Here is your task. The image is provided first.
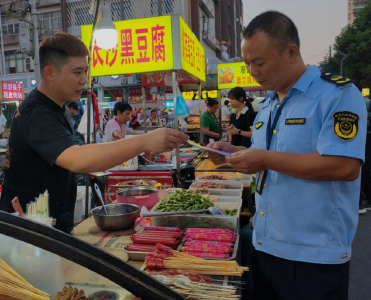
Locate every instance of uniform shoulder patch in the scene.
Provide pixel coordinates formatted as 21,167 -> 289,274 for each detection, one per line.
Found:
333,111 -> 359,141
321,73 -> 355,86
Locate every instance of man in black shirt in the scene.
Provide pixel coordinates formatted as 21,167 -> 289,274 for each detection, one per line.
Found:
0,32 -> 188,233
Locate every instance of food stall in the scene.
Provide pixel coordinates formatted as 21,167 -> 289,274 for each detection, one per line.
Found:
81,15 -> 208,208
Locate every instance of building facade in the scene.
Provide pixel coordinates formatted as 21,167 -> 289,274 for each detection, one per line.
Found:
0,0 -> 243,104
348,0 -> 371,24
0,0 -> 62,97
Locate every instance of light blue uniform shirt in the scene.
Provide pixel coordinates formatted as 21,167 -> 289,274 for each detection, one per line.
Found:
251,65 -> 367,264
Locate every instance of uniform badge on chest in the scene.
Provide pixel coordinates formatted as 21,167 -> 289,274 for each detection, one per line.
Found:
255,122 -> 263,129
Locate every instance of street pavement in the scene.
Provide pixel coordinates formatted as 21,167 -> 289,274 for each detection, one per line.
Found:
349,211 -> 371,300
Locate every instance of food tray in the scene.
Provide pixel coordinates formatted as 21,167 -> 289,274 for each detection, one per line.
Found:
123,237 -> 186,261
190,181 -> 243,190
166,190 -> 242,204
189,181 -> 243,198
150,202 -> 241,232
196,174 -> 253,188
178,234 -> 240,261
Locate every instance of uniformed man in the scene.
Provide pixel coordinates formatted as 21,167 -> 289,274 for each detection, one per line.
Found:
208,11 -> 366,300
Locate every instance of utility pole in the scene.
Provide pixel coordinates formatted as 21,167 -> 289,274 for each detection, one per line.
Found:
30,0 -> 41,85
329,45 -> 332,58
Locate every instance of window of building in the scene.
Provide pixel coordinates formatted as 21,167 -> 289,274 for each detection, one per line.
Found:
112,1 -> 132,20
151,0 -> 173,15
38,11 -> 62,30
4,50 -> 27,74
1,17 -> 20,35
75,7 -> 91,26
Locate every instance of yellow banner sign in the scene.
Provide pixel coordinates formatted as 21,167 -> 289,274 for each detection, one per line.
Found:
217,62 -> 260,89
81,16 -> 174,76
179,16 -> 206,83
183,90 -> 217,100
362,88 -> 370,97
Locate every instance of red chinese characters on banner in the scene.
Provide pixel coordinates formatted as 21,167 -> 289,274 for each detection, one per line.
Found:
121,29 -> 134,64
2,82 -> 23,100
136,28 -> 150,63
152,24 -> 165,62
181,28 -> 204,77
92,24 -> 167,69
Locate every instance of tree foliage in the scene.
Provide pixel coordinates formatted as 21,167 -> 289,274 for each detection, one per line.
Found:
318,2 -> 371,87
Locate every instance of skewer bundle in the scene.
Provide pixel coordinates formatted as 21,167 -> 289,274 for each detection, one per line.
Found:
146,244 -> 249,276
0,258 -> 50,300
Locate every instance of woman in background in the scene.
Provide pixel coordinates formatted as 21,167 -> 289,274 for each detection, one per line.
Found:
227,87 -> 256,148
202,98 -> 220,145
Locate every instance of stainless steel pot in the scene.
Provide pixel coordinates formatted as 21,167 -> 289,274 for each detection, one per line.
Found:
116,187 -> 159,210
91,203 -> 141,231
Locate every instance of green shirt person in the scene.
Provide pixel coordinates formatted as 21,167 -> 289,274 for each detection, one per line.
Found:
201,98 -> 220,145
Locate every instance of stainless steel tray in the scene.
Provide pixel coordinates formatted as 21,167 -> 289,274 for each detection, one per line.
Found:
177,234 -> 240,261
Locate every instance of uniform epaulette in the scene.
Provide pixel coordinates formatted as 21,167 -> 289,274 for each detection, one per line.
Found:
320,72 -> 355,86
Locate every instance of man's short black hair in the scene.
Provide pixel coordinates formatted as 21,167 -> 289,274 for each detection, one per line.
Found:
67,102 -> 79,111
114,101 -> 132,116
243,11 -> 300,53
224,100 -> 230,106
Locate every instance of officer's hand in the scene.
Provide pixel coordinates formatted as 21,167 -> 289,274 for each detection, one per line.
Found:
145,128 -> 189,153
226,148 -> 267,174
206,142 -> 240,165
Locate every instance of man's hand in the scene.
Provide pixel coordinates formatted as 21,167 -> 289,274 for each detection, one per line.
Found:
225,148 -> 268,174
145,128 -> 189,153
206,142 -> 240,165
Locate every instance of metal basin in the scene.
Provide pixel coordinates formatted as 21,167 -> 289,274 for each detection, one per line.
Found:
91,203 -> 141,231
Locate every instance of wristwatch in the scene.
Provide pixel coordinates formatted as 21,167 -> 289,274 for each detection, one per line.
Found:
238,129 -> 242,135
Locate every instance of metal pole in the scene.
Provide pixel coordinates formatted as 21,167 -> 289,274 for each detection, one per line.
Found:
30,0 -> 41,85
198,83 -> 203,145
218,90 -> 222,135
340,57 -> 346,76
142,87 -> 147,133
334,48 -> 347,76
0,10 -> 7,80
172,71 -> 180,174
158,0 -> 163,16
84,0 -> 101,219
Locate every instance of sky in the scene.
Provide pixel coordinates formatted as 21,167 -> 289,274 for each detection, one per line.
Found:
242,0 -> 348,65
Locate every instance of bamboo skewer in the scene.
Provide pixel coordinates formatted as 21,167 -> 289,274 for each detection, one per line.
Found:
0,258 -> 50,300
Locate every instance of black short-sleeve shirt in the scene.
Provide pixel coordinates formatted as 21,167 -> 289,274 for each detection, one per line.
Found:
229,107 -> 256,148
0,89 -> 78,233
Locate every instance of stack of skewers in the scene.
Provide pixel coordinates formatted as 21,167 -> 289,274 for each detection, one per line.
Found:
0,258 -> 50,300
145,243 -> 248,276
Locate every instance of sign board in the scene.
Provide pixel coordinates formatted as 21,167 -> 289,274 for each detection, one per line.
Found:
217,62 -> 260,90
183,90 -> 217,100
81,16 -> 206,83
141,72 -> 197,87
81,16 -> 174,77
362,88 -> 370,97
1,81 -> 23,100
165,101 -> 174,108
179,16 -> 206,83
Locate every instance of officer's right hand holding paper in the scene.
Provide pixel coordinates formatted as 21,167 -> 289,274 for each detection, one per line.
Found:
206,142 -> 240,165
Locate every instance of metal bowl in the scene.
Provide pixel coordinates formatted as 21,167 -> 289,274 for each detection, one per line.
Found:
91,203 -> 141,231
